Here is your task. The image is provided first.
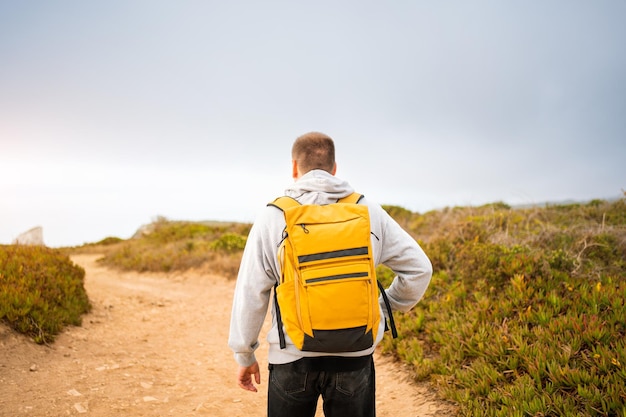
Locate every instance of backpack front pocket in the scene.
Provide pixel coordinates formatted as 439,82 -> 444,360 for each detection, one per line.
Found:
301,260 -> 373,331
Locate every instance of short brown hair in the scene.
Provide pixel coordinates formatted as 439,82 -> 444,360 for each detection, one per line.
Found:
292,132 -> 336,174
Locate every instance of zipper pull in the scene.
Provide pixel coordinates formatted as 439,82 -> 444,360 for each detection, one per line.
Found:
300,224 -> 309,234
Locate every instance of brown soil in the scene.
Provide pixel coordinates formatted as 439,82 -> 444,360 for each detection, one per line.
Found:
0,254 -> 456,416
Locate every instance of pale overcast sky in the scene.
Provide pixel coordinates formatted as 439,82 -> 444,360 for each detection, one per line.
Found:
1,1 -> 625,247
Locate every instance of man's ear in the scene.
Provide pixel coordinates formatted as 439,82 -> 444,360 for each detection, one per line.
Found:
292,160 -> 299,179
331,162 -> 337,176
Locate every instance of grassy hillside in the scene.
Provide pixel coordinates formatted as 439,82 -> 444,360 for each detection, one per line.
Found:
3,196 -> 624,415
92,217 -> 250,279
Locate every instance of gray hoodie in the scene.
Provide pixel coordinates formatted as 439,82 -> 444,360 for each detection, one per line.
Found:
228,170 -> 432,366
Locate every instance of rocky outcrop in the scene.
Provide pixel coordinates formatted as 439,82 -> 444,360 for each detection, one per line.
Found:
13,226 -> 45,246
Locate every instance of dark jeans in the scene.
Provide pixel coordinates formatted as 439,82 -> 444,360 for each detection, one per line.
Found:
267,356 -> 375,417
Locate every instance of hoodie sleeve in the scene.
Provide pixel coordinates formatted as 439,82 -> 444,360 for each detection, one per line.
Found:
372,204 -> 433,313
227,208 -> 281,367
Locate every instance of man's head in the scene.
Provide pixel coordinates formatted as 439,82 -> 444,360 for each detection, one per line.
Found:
291,132 -> 337,179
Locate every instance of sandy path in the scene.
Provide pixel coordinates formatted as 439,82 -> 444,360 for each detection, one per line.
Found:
0,254 -> 455,416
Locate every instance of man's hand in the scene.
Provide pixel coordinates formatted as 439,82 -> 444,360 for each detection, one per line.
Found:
237,362 -> 261,392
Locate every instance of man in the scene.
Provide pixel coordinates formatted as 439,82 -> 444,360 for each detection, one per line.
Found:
228,132 -> 432,417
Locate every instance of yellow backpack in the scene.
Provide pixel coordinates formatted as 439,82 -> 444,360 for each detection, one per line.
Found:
269,193 -> 397,353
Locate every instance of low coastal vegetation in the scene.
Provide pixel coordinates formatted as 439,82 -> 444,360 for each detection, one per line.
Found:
94,216 -> 250,279
2,196 -> 624,415
0,245 -> 90,343
379,196 -> 626,416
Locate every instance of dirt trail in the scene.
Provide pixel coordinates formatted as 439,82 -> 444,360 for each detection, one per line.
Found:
0,254 -> 455,416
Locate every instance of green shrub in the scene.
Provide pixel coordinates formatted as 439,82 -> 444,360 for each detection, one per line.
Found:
0,245 -> 91,344
95,236 -> 124,245
209,233 -> 247,252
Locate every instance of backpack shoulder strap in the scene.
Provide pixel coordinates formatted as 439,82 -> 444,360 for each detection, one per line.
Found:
268,195 -> 300,350
337,192 -> 364,204
268,196 -> 301,212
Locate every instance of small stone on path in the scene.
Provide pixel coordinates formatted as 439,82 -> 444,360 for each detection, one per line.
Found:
67,388 -> 82,396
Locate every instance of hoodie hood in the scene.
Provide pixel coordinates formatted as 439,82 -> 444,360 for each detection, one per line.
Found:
284,169 -> 354,205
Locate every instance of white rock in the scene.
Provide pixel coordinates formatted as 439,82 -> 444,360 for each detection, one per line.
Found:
13,226 -> 45,246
